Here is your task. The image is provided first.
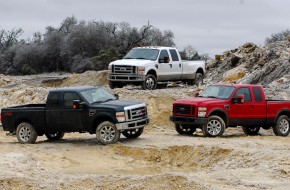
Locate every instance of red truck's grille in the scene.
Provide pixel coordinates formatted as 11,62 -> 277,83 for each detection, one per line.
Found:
174,104 -> 195,116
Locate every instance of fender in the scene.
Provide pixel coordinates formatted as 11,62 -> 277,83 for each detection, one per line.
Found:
89,112 -> 118,131
144,67 -> 158,76
207,108 -> 229,126
274,108 -> 290,123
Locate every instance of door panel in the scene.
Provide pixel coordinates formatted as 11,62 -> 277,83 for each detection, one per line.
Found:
228,87 -> 266,126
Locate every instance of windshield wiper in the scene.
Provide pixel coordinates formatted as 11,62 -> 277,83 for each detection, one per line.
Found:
92,98 -> 115,104
135,57 -> 147,59
103,98 -> 116,102
206,96 -> 218,99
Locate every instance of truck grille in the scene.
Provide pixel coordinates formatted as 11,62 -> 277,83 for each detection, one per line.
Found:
174,104 -> 195,116
125,105 -> 147,121
112,65 -> 136,74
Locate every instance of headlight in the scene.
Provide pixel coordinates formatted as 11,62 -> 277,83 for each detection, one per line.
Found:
108,65 -> 112,72
198,107 -> 207,117
116,112 -> 125,122
137,66 -> 145,74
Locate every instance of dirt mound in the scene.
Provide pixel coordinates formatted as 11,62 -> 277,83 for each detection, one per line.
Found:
42,70 -> 108,87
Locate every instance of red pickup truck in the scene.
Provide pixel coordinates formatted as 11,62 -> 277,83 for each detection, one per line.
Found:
170,84 -> 290,137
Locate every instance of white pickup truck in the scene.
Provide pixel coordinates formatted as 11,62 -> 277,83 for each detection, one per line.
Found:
107,46 -> 206,90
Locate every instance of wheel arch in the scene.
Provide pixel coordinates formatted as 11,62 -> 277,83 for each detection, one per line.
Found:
275,109 -> 290,122
196,67 -> 204,75
146,69 -> 157,78
91,113 -> 117,133
208,109 -> 228,126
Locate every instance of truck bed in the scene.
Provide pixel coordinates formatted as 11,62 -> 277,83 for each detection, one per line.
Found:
1,104 -> 46,133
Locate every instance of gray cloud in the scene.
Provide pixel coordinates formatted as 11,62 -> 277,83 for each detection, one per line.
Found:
0,0 -> 289,57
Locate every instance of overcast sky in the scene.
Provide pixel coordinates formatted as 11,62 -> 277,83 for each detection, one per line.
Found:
1,0 -> 290,57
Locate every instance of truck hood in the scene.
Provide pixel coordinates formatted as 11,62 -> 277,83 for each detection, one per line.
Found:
174,97 -> 225,106
91,100 -> 144,112
110,59 -> 152,66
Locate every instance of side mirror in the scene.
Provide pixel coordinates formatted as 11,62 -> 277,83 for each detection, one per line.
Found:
195,92 -> 199,97
232,94 -> 244,104
114,94 -> 119,100
158,57 -> 170,63
73,100 -> 86,109
164,57 -> 170,63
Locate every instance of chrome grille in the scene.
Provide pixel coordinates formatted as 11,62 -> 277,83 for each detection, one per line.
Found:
125,105 -> 147,121
113,65 -> 136,74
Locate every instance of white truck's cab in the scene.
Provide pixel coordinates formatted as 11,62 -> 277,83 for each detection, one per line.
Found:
108,46 -> 205,90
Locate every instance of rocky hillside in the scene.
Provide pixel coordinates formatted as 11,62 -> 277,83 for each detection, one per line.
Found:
206,36 -> 290,99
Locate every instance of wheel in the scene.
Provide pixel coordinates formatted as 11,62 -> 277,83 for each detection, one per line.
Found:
273,115 -> 290,136
96,121 -> 120,144
194,73 -> 203,86
122,128 -> 144,138
156,83 -> 167,89
242,126 -> 260,136
202,115 -> 225,137
141,74 -> 157,90
109,81 -> 117,89
45,132 -> 65,140
175,124 -> 196,135
16,122 -> 38,144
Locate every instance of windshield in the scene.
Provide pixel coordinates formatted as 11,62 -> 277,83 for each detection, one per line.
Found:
198,85 -> 236,100
80,88 -> 116,104
123,49 -> 159,60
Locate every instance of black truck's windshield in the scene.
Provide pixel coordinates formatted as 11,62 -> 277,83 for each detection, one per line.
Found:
123,49 -> 159,60
80,88 -> 117,104
198,85 -> 236,100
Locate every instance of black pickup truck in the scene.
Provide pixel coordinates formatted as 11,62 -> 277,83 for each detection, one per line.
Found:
1,86 -> 149,144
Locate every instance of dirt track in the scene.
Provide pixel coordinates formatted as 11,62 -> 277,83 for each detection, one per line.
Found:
1,71 -> 290,189
1,128 -> 290,190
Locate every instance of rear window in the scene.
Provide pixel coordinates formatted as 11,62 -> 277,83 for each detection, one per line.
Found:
253,87 -> 262,102
47,92 -> 60,109
169,49 -> 179,61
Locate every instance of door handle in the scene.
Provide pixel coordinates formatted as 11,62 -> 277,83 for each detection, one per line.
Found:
169,64 -> 172,68
179,63 -> 181,67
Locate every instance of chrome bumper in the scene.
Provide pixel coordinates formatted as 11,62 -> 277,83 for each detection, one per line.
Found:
108,74 -> 146,81
116,118 -> 149,130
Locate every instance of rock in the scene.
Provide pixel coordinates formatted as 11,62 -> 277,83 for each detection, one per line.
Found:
223,66 -> 246,82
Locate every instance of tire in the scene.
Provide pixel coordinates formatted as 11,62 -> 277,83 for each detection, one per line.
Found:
194,73 -> 203,86
273,115 -> 290,136
96,121 -> 120,144
202,115 -> 225,137
142,74 -> 157,90
109,81 -> 117,89
156,83 -> 167,89
16,122 -> 38,144
175,124 -> 196,135
122,127 -> 144,138
242,126 -> 260,136
45,132 -> 65,140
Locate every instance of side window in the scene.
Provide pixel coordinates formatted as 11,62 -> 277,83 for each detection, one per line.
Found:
159,50 -> 170,63
47,92 -> 60,109
234,88 -> 252,102
253,87 -> 262,102
63,92 -> 81,108
169,49 -> 179,61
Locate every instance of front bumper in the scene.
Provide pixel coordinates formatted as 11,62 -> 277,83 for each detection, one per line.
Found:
116,118 -> 149,130
108,74 -> 146,81
170,116 -> 208,126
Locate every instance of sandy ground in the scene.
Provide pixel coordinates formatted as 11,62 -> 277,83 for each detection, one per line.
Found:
1,71 -> 290,189
1,128 -> 290,190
